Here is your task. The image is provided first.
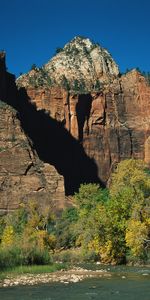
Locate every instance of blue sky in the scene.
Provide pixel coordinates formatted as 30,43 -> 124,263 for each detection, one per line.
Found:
0,0 -> 150,77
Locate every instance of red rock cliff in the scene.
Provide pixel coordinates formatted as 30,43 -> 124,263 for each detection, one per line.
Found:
1,36 -> 150,210
0,54 -> 65,214
20,70 -> 150,186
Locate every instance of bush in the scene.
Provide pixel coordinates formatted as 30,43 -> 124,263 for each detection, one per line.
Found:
0,246 -> 52,270
0,100 -> 8,109
0,247 -> 23,269
81,249 -> 99,262
52,248 -> 99,263
53,249 -> 82,263
55,207 -> 78,249
22,247 -> 52,265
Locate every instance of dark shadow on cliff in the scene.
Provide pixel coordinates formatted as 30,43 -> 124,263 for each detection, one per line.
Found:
0,72 -> 104,195
0,70 -> 18,106
76,94 -> 92,142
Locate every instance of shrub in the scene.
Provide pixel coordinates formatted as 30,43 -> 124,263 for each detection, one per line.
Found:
0,247 -> 23,269
52,248 -> 82,263
0,246 -> 52,269
22,247 -> 52,265
0,100 -> 8,108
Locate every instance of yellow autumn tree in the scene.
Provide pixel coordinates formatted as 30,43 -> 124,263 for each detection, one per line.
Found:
20,199 -> 56,253
1,225 -> 14,248
110,159 -> 150,197
125,220 -> 148,257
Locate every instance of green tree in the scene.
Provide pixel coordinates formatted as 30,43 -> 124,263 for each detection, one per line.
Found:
107,159 -> 150,263
61,75 -> 70,90
75,183 -> 108,211
73,184 -> 109,260
73,79 -> 80,92
55,207 -> 78,249
126,219 -> 148,258
110,159 -> 150,198
94,80 -> 101,91
30,64 -> 37,70
56,47 -> 63,54
105,187 -> 136,263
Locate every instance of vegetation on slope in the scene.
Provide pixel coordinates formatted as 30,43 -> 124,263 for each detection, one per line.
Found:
0,159 -> 150,270
17,36 -> 119,93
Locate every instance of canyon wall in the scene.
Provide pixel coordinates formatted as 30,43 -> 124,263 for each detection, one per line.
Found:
23,71 -> 150,184
0,36 -> 150,212
0,54 -> 65,214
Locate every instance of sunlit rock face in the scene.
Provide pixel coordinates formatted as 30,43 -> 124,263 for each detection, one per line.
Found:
17,38 -> 150,186
0,36 -> 150,212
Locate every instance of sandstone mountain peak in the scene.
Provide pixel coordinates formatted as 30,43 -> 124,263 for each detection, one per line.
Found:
1,45 -> 150,212
45,36 -> 119,89
17,36 -> 119,92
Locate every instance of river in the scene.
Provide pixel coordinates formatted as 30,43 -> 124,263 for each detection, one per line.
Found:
0,265 -> 150,300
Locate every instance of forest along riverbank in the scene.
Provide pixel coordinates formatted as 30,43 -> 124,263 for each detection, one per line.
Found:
0,267 -> 110,287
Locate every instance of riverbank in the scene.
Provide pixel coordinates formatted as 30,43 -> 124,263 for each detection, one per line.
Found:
0,267 -> 110,288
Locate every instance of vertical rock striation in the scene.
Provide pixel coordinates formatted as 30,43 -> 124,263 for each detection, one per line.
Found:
0,36 -> 150,211
18,71 -> 150,185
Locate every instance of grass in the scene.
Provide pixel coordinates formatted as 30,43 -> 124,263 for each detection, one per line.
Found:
0,263 -> 67,280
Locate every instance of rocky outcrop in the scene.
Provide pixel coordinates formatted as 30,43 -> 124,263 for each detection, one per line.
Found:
0,103 -> 65,213
0,54 -> 65,213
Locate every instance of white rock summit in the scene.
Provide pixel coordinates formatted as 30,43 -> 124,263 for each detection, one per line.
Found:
17,36 -> 119,92
45,36 -> 119,90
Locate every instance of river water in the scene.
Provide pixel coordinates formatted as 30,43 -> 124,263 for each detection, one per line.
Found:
0,265 -> 150,300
